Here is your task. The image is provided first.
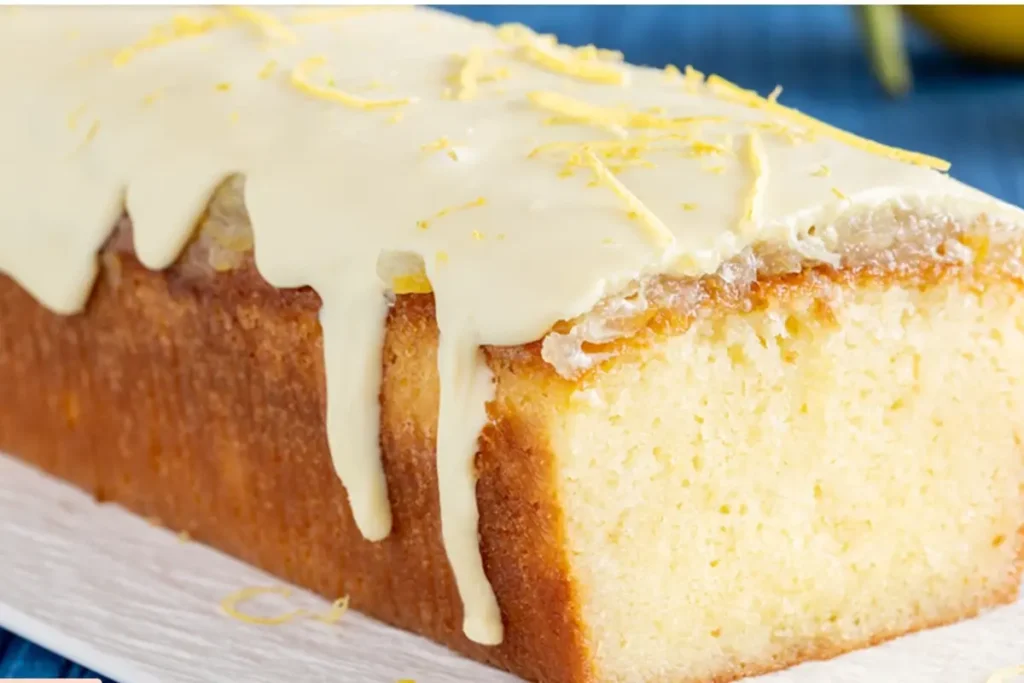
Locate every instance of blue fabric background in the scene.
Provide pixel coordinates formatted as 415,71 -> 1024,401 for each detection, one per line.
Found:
3,5 -> 1023,680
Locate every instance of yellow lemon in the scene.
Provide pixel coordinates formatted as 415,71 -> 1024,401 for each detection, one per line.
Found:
858,6 -> 1024,97
904,6 -> 1024,63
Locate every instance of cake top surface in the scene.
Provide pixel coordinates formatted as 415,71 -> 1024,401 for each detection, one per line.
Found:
2,5 -> 1019,331
2,5 -> 1022,648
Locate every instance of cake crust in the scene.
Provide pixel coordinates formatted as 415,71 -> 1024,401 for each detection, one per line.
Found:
0,246 -> 592,682
1,222 -> 1021,683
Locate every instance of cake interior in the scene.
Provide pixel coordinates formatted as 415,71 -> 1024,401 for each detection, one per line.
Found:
548,273 -> 1024,682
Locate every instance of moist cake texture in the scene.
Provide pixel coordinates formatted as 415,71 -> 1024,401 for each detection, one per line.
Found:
0,6 -> 1023,683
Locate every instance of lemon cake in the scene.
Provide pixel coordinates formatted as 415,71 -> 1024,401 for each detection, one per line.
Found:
0,6 -> 1022,683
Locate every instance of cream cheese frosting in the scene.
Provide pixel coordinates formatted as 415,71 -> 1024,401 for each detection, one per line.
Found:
1,5 -> 1023,646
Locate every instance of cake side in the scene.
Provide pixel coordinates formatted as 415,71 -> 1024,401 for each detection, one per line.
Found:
0,245 -> 592,683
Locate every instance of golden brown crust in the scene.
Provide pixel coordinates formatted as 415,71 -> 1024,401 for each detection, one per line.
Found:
0,247 -> 591,683
1,221 -> 1022,683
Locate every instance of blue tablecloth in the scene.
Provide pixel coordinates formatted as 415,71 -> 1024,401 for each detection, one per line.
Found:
3,5 -> 1024,681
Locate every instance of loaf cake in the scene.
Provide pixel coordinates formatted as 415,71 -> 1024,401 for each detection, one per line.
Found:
1,6 -> 1022,683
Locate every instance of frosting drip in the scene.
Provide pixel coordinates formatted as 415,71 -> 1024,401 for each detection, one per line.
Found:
1,6 -> 1022,644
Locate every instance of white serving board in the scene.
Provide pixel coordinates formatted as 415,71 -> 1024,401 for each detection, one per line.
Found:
0,453 -> 1022,683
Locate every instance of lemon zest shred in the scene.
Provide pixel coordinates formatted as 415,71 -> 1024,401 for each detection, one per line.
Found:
519,42 -> 625,85
831,187 -> 847,200
82,120 -> 101,146
529,140 -> 605,159
417,197 -> 487,230
738,132 -> 768,236
705,165 -> 726,175
388,111 -> 404,124
681,202 -> 698,211
706,74 -> 950,171
225,6 -> 297,44
421,136 -> 452,153
435,250 -> 449,264
220,586 -> 307,626
531,136 -> 685,178
812,164 -> 831,177
528,90 -> 723,131
572,45 -> 596,59
114,7 -> 298,65
420,138 -> 461,161
580,147 -> 674,249
685,140 -> 729,157
312,596 -> 351,624
291,56 -> 413,110
495,22 -> 546,46
67,104 -> 87,131
496,22 -> 625,85
683,65 -> 705,92
215,82 -> 231,92
113,12 -> 232,67
573,44 -> 623,62
258,59 -> 278,80
456,48 -> 486,101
